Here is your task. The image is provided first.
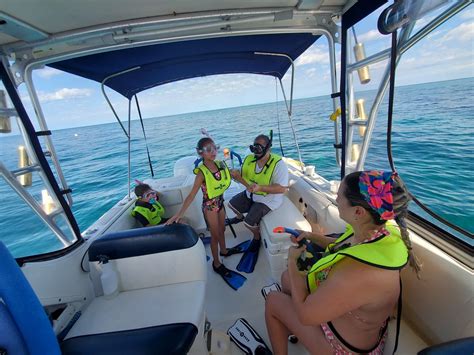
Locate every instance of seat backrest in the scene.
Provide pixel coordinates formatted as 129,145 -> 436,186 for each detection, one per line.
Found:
0,242 -> 61,355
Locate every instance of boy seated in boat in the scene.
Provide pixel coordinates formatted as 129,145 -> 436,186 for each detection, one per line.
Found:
131,182 -> 167,227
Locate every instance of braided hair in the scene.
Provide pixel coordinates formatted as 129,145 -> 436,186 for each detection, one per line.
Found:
344,171 -> 421,276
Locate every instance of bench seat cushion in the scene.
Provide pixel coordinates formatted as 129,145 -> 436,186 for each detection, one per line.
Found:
88,224 -> 198,262
64,281 -> 205,338
62,281 -> 205,354
61,322 -> 197,355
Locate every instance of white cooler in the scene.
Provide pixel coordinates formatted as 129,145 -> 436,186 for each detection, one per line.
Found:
261,196 -> 312,282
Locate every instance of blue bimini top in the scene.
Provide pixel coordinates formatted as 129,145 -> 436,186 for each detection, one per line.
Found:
49,33 -> 319,98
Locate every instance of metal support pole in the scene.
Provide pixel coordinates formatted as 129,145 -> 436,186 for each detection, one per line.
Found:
0,162 -> 70,247
347,0 -> 470,73
356,23 -> 415,171
101,66 -> 141,139
345,33 -> 356,169
24,69 -> 73,206
127,99 -> 132,201
278,78 -> 304,171
323,32 -> 341,166
254,51 -> 304,170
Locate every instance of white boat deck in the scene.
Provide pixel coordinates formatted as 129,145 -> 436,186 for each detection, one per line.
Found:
203,222 -> 309,354
202,222 -> 429,355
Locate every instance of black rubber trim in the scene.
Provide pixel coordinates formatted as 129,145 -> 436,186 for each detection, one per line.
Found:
61,323 -> 198,355
35,130 -> 52,136
407,212 -> 473,256
16,240 -> 85,266
88,224 -> 199,261
330,92 -> 340,98
61,188 -> 72,194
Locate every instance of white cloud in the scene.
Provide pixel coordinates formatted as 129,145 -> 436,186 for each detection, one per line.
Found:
35,67 -> 63,79
441,22 -> 474,43
460,8 -> 473,20
296,47 -> 328,66
357,29 -> 381,43
38,88 -> 94,102
305,68 -> 317,78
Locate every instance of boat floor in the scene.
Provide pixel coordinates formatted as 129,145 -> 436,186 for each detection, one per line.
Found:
203,222 -> 309,355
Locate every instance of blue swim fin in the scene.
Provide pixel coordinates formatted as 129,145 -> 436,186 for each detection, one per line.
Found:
221,239 -> 251,257
213,263 -> 247,291
236,238 -> 261,273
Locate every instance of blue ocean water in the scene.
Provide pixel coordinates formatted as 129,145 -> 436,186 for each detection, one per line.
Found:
1,77 -> 473,257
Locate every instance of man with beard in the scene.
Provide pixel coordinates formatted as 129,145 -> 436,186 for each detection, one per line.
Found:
228,133 -> 288,273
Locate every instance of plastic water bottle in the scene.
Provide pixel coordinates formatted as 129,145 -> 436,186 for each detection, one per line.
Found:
100,256 -> 119,299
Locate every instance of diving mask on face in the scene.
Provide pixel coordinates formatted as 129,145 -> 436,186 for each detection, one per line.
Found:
198,144 -> 220,154
249,143 -> 266,155
143,190 -> 158,204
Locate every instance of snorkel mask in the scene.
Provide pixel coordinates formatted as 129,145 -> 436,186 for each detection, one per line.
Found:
143,190 -> 158,204
249,130 -> 273,161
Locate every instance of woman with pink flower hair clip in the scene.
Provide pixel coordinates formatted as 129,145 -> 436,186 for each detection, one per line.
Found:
265,170 -> 421,355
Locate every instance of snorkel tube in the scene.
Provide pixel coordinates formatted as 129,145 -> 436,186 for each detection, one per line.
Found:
273,226 -> 322,272
273,226 -> 306,247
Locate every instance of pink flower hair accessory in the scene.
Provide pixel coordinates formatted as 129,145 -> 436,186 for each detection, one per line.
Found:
359,170 -> 396,220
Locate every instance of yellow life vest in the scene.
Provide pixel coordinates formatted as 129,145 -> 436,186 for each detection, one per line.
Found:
241,153 -> 282,196
193,160 -> 231,199
307,222 -> 408,293
131,200 -> 165,226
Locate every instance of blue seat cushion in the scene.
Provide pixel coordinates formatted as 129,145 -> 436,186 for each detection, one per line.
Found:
0,242 -> 61,355
61,323 -> 198,355
88,223 -> 198,261
0,302 -> 29,354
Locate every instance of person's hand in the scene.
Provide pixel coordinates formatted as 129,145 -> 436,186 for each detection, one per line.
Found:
165,214 -> 181,225
288,244 -> 306,261
230,169 -> 241,180
290,230 -> 308,245
311,223 -> 325,237
247,183 -> 261,193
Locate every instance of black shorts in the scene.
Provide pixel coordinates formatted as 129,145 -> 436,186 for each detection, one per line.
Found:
228,191 -> 271,227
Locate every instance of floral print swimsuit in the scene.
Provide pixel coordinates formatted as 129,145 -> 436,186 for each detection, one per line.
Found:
201,170 -> 224,212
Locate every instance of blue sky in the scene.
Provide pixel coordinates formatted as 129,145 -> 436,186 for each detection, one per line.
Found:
13,4 -> 474,130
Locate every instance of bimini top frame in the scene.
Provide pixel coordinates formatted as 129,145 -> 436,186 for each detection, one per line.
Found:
0,1 -> 386,252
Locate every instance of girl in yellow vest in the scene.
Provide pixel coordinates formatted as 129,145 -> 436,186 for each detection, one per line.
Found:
166,138 -> 248,290
131,183 -> 166,226
265,170 -> 421,354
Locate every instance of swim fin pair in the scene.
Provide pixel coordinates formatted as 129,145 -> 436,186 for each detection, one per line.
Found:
228,318 -> 272,355
213,263 -> 247,291
220,239 -> 251,257
237,238 -> 261,273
